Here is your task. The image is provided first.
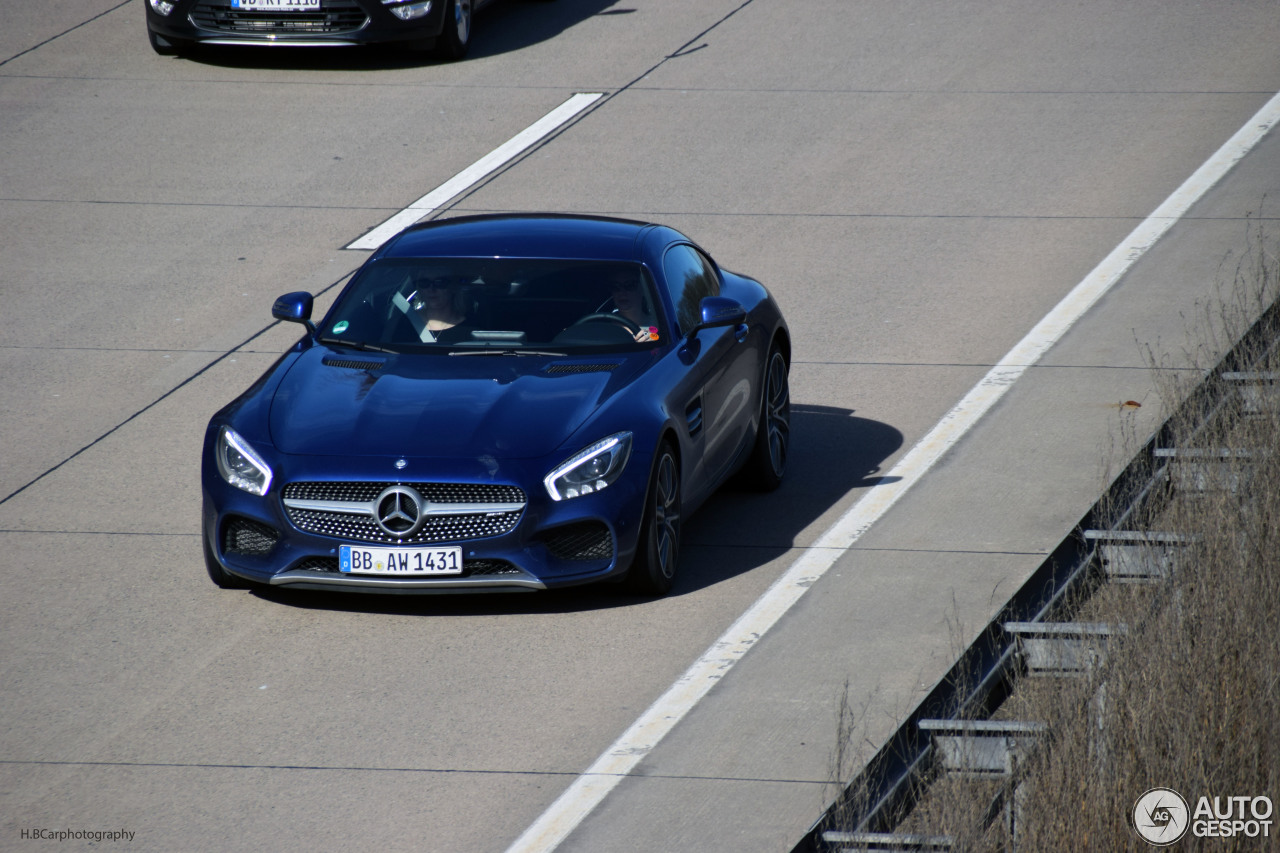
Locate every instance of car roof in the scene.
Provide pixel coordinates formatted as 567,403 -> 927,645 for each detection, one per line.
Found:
378,213 -> 676,262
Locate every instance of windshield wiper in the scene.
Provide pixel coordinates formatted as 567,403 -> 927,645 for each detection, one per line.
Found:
317,336 -> 398,354
449,349 -> 567,357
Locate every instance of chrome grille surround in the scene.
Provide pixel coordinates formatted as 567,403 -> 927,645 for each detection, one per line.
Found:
282,481 -> 526,545
286,482 -> 524,504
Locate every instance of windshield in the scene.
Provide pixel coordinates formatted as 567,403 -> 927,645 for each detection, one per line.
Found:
319,258 -> 664,353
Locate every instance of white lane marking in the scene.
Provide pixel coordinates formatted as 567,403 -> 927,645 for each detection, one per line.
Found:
345,93 -> 603,251
504,89 -> 1280,853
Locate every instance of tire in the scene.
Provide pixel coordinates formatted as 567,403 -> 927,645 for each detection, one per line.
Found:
433,0 -> 472,61
203,526 -> 246,589
626,442 -> 682,595
739,343 -> 790,491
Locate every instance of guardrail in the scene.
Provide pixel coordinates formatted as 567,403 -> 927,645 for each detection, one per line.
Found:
794,295 -> 1280,853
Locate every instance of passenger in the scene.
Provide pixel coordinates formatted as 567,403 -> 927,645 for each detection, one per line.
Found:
402,272 -> 473,343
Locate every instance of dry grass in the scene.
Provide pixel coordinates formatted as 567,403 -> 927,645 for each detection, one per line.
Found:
825,223 -> 1280,851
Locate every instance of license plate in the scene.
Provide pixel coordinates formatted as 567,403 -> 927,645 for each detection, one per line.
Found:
339,545 -> 463,576
231,0 -> 322,10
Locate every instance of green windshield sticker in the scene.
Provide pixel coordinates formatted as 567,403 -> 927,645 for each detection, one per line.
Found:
332,321 -> 349,334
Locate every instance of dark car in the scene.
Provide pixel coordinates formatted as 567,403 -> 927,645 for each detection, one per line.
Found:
145,0 -> 496,59
202,213 -> 791,595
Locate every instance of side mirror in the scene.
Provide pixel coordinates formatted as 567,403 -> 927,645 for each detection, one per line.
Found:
688,296 -> 746,337
272,291 -> 315,334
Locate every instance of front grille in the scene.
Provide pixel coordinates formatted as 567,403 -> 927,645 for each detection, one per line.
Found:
294,556 -> 340,573
287,508 -> 521,544
288,556 -> 522,576
189,0 -> 368,35
539,522 -> 613,561
282,481 -> 526,545
463,560 -> 523,576
223,517 -> 278,556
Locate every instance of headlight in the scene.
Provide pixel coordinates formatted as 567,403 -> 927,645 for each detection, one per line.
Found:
215,427 -> 273,496
544,432 -> 633,501
149,0 -> 175,14
383,0 -> 432,20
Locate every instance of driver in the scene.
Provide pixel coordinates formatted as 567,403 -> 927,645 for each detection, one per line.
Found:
607,268 -> 659,342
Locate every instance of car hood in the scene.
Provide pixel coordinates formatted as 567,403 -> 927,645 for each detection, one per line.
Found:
268,347 -> 638,459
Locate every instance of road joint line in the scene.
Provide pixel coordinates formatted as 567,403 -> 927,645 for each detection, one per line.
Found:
344,93 -> 603,251
501,88 -> 1280,853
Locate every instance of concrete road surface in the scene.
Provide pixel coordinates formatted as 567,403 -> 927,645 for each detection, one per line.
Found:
2,1 -> 1277,850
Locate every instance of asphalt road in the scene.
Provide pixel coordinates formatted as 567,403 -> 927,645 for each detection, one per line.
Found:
2,1 -> 1278,851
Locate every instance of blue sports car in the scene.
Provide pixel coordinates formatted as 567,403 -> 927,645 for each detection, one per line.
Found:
201,213 -> 790,595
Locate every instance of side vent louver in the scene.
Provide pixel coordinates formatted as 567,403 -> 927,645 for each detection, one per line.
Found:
686,399 -> 703,437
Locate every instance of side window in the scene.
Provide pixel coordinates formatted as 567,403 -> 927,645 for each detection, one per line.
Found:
662,245 -> 721,336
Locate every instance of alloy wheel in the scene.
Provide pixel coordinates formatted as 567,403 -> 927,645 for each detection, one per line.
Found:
651,450 -> 681,580
764,349 -> 790,478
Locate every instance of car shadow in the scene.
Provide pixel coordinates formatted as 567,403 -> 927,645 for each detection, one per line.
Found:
175,0 -> 629,70
676,404 -> 904,593
252,402 -> 904,615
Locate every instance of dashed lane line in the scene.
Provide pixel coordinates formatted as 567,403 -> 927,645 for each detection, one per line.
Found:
502,89 -> 1280,853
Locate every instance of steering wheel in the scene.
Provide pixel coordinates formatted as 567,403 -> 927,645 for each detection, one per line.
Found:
570,313 -> 642,335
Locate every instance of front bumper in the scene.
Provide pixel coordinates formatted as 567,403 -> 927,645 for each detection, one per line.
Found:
145,0 -> 448,47
201,447 -> 651,594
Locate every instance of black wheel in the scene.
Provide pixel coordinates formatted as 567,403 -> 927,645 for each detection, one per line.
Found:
626,442 -> 681,595
147,28 -> 187,56
203,526 -> 246,589
433,0 -> 472,61
739,343 -> 790,491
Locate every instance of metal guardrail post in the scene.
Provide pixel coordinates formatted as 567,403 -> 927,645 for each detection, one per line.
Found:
1002,621 -> 1127,677
819,831 -> 954,852
1083,529 -> 1190,583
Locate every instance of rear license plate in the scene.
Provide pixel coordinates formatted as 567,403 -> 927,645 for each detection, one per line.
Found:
339,545 -> 463,576
231,0 -> 322,10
